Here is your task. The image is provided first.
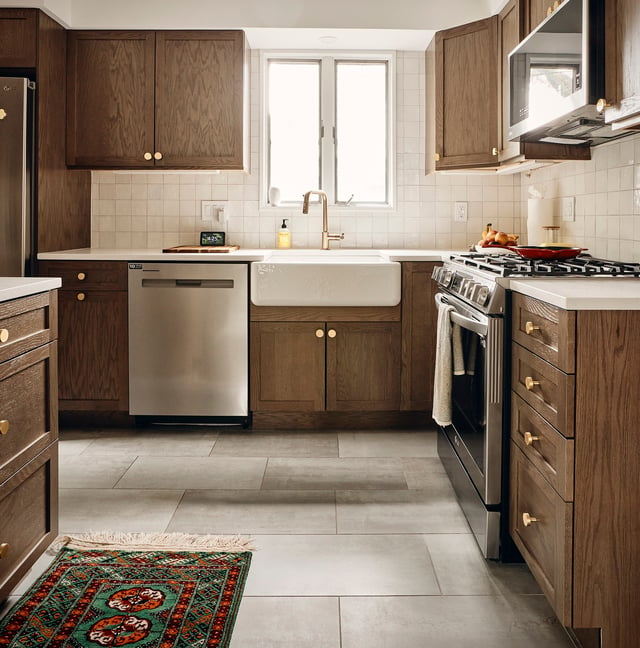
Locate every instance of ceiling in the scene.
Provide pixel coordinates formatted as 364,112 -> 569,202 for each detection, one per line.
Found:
0,0 -> 505,49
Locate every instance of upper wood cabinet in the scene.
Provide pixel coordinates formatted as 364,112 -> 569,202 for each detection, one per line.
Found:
522,0 -> 551,35
66,30 -> 248,170
0,9 -> 37,67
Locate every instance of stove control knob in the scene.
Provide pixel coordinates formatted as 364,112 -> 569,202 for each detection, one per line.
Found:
476,286 -> 490,305
465,280 -> 477,298
442,270 -> 453,286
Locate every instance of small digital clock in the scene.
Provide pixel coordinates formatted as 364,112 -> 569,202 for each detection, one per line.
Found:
200,231 -> 226,246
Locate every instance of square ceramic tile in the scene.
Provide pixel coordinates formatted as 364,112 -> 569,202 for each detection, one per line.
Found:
243,534 -> 439,596
167,490 -> 337,535
212,430 -> 338,458
262,458 -> 407,490
229,597 -> 340,648
338,430 -> 437,458
59,455 -> 136,488
114,457 -> 267,490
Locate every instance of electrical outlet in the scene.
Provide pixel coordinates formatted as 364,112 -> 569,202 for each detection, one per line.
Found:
562,196 -> 575,222
201,201 -> 226,223
454,201 -> 468,222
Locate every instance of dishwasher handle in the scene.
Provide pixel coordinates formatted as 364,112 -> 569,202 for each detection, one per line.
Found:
142,278 -> 234,288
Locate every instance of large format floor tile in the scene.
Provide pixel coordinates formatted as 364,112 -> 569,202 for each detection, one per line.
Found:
244,534 -> 440,596
340,595 -> 574,648
262,458 -> 407,490
229,597 -> 340,648
167,490 -> 337,535
336,489 -> 469,534
59,488 -> 184,534
338,429 -> 437,458
114,456 -> 267,490
212,430 -> 339,458
58,455 -> 136,489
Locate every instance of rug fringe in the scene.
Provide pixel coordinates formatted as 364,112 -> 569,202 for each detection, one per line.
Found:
50,532 -> 255,553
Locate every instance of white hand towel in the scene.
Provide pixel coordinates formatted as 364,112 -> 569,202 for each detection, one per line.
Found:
433,302 -> 454,426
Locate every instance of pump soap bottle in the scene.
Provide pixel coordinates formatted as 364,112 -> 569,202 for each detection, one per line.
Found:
277,219 -> 291,249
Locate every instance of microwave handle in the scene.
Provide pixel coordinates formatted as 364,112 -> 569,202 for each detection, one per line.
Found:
435,293 -> 488,338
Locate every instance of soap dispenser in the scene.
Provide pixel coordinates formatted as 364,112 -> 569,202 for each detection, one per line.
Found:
277,219 -> 291,249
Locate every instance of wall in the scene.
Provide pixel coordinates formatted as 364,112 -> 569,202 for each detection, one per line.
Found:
521,133 -> 640,262
91,50 -> 522,251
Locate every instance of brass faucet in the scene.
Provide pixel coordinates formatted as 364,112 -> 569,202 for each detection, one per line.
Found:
302,190 -> 345,250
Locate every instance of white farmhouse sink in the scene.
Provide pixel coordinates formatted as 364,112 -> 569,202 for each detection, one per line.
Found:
251,250 -> 401,306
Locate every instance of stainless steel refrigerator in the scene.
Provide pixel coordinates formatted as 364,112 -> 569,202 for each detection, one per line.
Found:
0,77 -> 34,277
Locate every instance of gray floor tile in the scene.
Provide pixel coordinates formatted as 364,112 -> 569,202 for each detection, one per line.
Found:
425,533 -> 500,595
244,534 -> 439,596
58,455 -> 136,488
229,597 -> 340,648
262,458 -> 407,490
337,489 -> 469,534
486,561 -> 544,596
212,430 -> 339,457
338,429 -> 437,458
167,490 -> 337,535
59,488 -> 184,534
340,595 -> 575,648
78,428 -> 219,457
58,431 -> 101,456
401,457 -> 449,489
114,456 -> 267,490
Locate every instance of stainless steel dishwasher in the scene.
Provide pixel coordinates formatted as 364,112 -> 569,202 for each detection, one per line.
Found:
128,262 -> 249,422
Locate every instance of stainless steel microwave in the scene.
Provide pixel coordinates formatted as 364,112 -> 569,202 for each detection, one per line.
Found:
507,0 -> 617,145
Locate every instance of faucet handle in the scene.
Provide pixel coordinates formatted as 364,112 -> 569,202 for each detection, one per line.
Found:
328,233 -> 345,241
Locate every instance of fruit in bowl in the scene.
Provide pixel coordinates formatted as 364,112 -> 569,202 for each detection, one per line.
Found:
477,231 -> 519,248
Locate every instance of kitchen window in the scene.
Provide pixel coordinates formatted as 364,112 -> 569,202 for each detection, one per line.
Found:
262,52 -> 395,208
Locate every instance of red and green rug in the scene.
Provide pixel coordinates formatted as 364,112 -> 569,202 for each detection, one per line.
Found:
0,534 -> 252,648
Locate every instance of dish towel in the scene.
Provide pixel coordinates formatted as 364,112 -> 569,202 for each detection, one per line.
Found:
433,302 -> 455,426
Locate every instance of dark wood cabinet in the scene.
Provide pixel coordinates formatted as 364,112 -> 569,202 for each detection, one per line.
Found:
66,30 -> 248,169
39,261 -> 129,412
0,290 -> 58,603
0,8 -> 37,67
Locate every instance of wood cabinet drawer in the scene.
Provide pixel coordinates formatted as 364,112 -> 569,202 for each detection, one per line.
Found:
512,342 -> 575,436
512,293 -> 575,373
0,292 -> 57,365
39,260 -> 128,291
0,443 -> 58,602
511,393 -> 574,501
510,443 -> 572,626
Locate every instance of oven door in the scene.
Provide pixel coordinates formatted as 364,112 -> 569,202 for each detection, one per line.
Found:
435,292 -> 503,506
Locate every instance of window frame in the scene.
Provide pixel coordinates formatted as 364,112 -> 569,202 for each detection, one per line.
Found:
260,50 -> 396,210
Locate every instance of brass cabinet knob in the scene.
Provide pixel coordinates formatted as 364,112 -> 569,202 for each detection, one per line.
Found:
77,272 -> 86,281
523,432 -> 539,446
144,152 -> 153,161
525,376 -> 540,391
154,152 -> 163,160
0,420 -> 9,435
522,512 -> 538,527
328,329 -> 337,339
0,328 -> 8,343
525,321 -> 540,335
434,153 -> 440,162
76,292 -> 86,301
492,147 -> 498,156
315,329 -> 325,338
0,543 -> 9,559
547,6 -> 553,15
596,98 -> 611,113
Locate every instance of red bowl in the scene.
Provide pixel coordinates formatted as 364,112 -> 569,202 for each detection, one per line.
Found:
507,246 -> 588,260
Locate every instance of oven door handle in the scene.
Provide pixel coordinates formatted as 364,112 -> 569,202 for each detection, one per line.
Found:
435,293 -> 488,338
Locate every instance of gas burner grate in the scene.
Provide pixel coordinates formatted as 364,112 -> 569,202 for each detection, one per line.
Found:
448,253 -> 640,277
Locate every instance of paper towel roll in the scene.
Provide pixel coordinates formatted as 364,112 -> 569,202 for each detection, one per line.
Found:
527,199 -> 554,246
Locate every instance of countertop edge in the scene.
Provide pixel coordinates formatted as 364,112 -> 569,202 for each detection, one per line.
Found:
0,278 -> 62,304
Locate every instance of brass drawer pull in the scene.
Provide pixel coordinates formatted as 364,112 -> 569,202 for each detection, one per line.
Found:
328,329 -> 337,339
0,543 -> 9,559
77,272 -> 86,281
522,512 -> 538,527
0,420 -> 9,435
523,432 -> 539,446
315,329 -> 324,338
525,321 -> 540,335
77,292 -> 86,301
525,376 -> 540,391
154,152 -> 163,160
0,328 -> 8,343
144,152 -> 153,161
492,147 -> 498,156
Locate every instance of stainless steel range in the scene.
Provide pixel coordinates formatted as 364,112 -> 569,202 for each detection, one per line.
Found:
432,252 -> 640,560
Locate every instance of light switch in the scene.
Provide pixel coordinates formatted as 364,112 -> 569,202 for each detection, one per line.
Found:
562,196 -> 575,222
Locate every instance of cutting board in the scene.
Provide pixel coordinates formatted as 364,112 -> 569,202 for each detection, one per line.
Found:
163,245 -> 240,253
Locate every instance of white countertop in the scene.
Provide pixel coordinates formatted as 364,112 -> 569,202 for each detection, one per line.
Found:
508,277 -> 640,310
37,248 -> 448,263
0,277 -> 62,304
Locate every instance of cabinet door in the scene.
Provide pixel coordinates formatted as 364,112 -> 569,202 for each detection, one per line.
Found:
155,31 -> 247,169
250,322 -> 325,412
66,31 -> 156,167
57,289 -> 128,410
326,322 -> 401,411
523,0 -> 551,35
435,16 -> 499,169
0,9 -> 37,67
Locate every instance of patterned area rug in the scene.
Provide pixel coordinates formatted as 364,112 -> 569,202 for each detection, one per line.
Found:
0,535 -> 252,647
